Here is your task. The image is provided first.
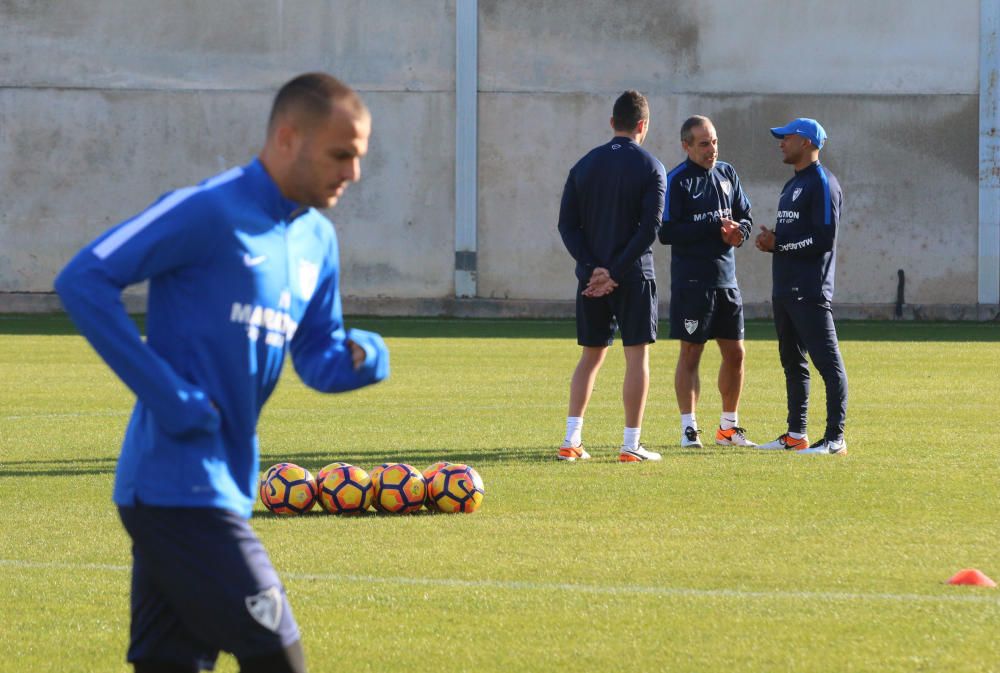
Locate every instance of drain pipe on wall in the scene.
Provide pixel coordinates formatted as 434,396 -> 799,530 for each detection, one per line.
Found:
455,0 -> 478,298
980,0 -> 1000,309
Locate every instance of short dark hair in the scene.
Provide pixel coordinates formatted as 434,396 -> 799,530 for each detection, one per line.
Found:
267,72 -> 368,133
612,90 -> 649,132
680,115 -> 712,144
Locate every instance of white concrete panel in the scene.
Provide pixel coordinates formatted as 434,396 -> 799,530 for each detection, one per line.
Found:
0,0 -> 456,91
0,88 -> 454,298
480,0 -> 978,95
333,91 -> 456,299
0,88 -> 270,294
478,92 -> 979,305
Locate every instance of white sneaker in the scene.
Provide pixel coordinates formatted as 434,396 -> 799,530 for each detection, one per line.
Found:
619,445 -> 662,462
796,438 -> 848,455
756,433 -> 810,451
681,426 -> 703,448
715,426 -> 757,447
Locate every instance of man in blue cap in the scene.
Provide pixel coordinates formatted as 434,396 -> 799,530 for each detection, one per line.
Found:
754,118 -> 848,455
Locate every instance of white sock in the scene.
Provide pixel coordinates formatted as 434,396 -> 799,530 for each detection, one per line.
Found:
789,431 -> 805,440
681,413 -> 697,434
623,427 -> 641,450
720,412 -> 737,430
564,416 -> 584,446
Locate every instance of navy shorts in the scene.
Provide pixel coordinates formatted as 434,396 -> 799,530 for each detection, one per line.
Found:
118,502 -> 300,670
576,277 -> 657,347
669,287 -> 745,343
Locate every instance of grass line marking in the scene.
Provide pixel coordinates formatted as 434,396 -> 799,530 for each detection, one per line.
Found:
3,558 -> 997,606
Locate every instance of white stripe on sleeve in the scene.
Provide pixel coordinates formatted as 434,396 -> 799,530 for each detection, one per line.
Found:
93,166 -> 243,260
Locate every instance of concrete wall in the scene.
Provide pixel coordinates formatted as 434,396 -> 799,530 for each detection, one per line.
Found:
0,0 -> 989,316
0,0 -> 457,307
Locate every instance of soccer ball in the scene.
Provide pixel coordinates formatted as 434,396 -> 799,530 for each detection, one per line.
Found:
421,461 -> 452,511
316,461 -> 351,486
260,463 -> 318,515
258,462 -> 287,504
368,462 -> 391,489
318,463 -> 373,515
372,463 -> 425,514
429,464 -> 485,514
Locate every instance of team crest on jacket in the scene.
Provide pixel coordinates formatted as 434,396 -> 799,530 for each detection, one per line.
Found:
719,179 -> 731,197
680,177 -> 708,199
792,187 -> 803,202
684,319 -> 699,335
297,259 -> 319,301
245,586 -> 282,632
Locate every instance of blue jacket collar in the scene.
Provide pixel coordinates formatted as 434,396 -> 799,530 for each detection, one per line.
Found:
795,160 -> 821,176
245,158 -> 304,221
684,158 -> 717,174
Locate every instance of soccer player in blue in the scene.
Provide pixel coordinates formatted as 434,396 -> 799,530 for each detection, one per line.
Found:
659,116 -> 757,449
755,118 -> 848,455
556,90 -> 666,462
54,73 -> 389,672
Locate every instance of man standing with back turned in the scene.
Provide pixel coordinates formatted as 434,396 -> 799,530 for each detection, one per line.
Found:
557,90 -> 666,463
659,115 -> 756,450
755,117 -> 848,455
55,73 -> 389,672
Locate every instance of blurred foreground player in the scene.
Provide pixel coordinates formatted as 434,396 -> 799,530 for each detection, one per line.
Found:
55,73 -> 389,672
755,117 -> 848,455
556,90 -> 666,462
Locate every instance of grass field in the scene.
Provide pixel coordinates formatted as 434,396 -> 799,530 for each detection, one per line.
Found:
1,315 -> 999,672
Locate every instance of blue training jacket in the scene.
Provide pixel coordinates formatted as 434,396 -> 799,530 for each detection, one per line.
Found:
54,159 -> 389,518
557,136 -> 666,284
659,159 -> 752,289
770,161 -> 843,301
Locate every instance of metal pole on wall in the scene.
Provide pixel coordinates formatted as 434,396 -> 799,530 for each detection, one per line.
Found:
455,0 -> 478,298
981,0 -> 1000,307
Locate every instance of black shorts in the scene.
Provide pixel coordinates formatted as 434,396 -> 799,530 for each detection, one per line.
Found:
119,502 -> 300,669
576,277 -> 657,347
669,287 -> 745,343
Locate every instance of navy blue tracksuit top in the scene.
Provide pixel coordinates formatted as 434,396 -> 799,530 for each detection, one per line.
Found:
659,159 -> 753,289
770,161 -> 843,301
557,137 -> 666,283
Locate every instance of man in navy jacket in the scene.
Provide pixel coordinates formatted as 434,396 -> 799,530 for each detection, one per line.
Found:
659,116 -> 757,450
556,90 -> 666,462
55,73 -> 389,672
755,117 -> 848,455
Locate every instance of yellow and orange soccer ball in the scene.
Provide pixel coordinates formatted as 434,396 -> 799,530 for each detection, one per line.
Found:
259,463 -> 318,515
421,461 -> 452,511
317,463 -> 373,515
427,463 -> 485,514
372,463 -> 426,514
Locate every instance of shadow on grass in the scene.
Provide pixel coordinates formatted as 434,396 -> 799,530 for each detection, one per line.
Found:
253,508 -> 441,520
0,456 -> 117,477
5,313 -> 998,341
0,445 -> 556,479
261,445 -> 556,470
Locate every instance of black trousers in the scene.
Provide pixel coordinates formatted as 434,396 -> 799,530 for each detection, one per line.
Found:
772,296 -> 848,441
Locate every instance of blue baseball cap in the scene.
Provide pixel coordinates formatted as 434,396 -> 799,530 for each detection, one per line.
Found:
769,118 -> 827,149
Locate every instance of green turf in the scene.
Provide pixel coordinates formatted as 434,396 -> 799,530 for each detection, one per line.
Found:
1,315 -> 999,672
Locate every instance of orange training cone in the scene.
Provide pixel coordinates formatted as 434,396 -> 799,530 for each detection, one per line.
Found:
947,569 -> 997,587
